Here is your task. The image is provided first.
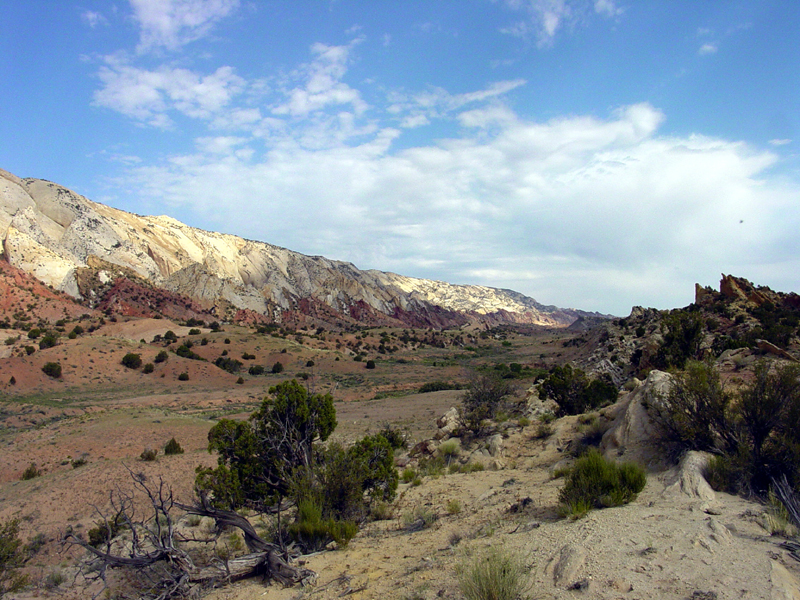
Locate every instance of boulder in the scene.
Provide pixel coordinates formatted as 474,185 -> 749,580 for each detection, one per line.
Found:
600,370 -> 674,467
434,407 -> 461,440
487,433 -> 503,457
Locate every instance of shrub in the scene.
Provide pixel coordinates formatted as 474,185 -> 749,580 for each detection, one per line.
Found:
306,360 -> 315,367
365,360 -> 376,369
178,372 -> 189,381
271,361 -> 284,374
42,362 -> 62,378
24,346 -> 35,355
188,328 -> 201,335
401,467 -> 417,483
121,353 -> 142,369
378,423 -> 408,449
39,334 -> 58,350
154,350 -> 169,363
87,516 -> 124,548
175,345 -> 202,360
651,360 -> 734,455
419,381 -> 462,393
248,365 -> 265,376
653,310 -> 705,370
236,377 -> 244,384
558,449 -> 645,518
446,499 -> 462,515
164,438 -> 184,455
21,463 -> 41,480
142,363 -> 154,374
457,547 -> 529,600
164,330 -> 178,342
462,371 -> 516,430
0,519 -> 28,593
241,352 -> 255,360
538,364 -> 617,416
402,506 -> 437,531
215,356 -> 243,374
71,456 -> 87,468
140,448 -> 158,461
288,500 -> 358,551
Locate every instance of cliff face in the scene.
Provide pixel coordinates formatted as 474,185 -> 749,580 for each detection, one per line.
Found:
0,168 -> 602,327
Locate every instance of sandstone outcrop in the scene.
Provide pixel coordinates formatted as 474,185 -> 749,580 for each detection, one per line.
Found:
0,169 -> 603,328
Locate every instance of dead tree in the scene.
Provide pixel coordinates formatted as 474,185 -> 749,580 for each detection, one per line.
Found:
62,471 -> 316,600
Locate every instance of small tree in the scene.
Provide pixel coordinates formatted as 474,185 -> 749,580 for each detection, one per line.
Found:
42,362 -> 62,378
164,437 -> 184,455
197,379 -> 336,512
121,353 -> 142,369
462,371 -> 515,430
0,519 -> 27,594
271,361 -> 284,374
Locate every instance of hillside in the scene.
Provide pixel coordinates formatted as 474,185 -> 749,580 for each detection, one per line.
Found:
0,168 -> 603,330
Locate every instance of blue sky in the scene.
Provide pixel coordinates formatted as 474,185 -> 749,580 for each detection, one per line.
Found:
1,0 -> 799,315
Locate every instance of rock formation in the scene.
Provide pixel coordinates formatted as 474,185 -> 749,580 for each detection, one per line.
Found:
0,168 -> 603,328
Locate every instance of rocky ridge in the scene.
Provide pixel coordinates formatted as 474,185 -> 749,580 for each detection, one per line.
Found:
0,169 -> 602,328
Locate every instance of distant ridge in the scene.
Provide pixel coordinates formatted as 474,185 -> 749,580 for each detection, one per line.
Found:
0,168 -> 607,328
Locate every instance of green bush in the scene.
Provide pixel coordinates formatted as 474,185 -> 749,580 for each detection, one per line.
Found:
164,438 -> 184,455
288,499 -> 357,551
121,353 -> 142,369
38,334 -> 58,350
458,547 -> 529,600
558,449 -> 646,518
271,361 -> 284,374
538,364 -> 617,416
462,371 -> 515,430
418,381 -> 462,393
154,350 -> 169,363
21,463 -> 41,480
178,372 -> 189,381
248,365 -> 265,376
215,356 -> 243,373
653,310 -> 705,370
140,448 -> 158,461
365,360 -> 376,369
41,362 -> 62,378
175,345 -> 202,360
0,519 -> 28,593
188,328 -> 201,335
652,361 -> 734,455
142,362 -> 154,374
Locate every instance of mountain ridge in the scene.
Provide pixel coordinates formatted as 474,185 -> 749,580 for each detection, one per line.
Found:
0,168 -> 606,328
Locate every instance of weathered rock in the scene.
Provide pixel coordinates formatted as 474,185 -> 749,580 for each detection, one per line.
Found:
600,370 -> 674,467
756,339 -> 797,362
486,433 -> 503,457
434,407 -> 461,440
663,451 -> 716,503
548,544 -> 586,587
0,170 -> 608,328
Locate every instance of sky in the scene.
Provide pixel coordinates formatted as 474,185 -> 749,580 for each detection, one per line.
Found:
1,0 -> 799,316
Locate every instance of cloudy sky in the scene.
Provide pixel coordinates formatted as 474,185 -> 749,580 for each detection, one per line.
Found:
2,1 -> 799,315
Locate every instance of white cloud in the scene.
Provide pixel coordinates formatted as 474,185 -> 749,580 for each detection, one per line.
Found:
129,0 -> 239,53
593,0 -> 621,17
498,0 -> 619,47
122,99 -> 799,314
387,80 -> 525,126
699,43 -> 718,55
81,10 -> 109,28
769,139 -> 791,146
272,41 -> 368,117
93,57 -> 245,127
